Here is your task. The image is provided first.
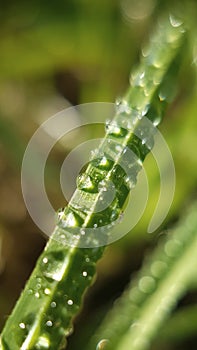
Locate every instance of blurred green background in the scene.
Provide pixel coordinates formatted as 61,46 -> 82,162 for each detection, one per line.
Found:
0,0 -> 197,349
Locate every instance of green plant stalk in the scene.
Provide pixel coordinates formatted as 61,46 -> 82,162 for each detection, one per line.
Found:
0,15 -> 185,350
89,202 -> 197,350
158,304 -> 197,344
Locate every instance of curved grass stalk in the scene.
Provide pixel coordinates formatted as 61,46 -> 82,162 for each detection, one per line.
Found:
89,202 -> 197,350
0,14 -> 185,350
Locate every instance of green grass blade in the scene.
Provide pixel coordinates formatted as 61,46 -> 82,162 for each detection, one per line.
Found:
89,202 -> 197,350
157,304 -> 197,344
0,14 -> 185,350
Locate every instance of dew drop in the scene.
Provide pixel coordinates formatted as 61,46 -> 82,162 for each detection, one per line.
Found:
58,210 -> 83,229
46,320 -> 53,327
142,44 -> 150,58
67,299 -> 74,306
164,239 -> 182,257
110,208 -> 121,221
19,322 -> 26,329
93,156 -> 114,171
98,179 -> 110,194
116,99 -> 131,114
57,209 -> 65,220
82,271 -> 88,277
100,157 -> 110,168
44,288 -> 51,295
153,116 -> 161,126
105,120 -> 127,138
36,282 -> 41,290
80,229 -> 86,236
51,301 -> 57,308
77,173 -> 98,193
91,148 -> 99,158
137,158 -> 143,166
27,289 -> 33,295
115,144 -> 123,153
36,335 -> 50,349
137,112 -> 143,120
42,257 -> 48,264
139,276 -> 156,293
96,339 -> 110,350
124,174 -> 137,189
141,104 -> 149,117
158,91 -> 167,101
20,313 -> 35,332
41,251 -> 66,282
35,292 -> 40,299
66,212 -> 80,227
169,14 -> 183,27
132,71 -> 146,87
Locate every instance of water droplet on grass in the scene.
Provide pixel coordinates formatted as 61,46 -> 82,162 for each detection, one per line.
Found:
51,301 -> 57,308
44,288 -> 51,295
105,120 -> 128,138
36,335 -> 50,348
80,228 -> 86,236
57,209 -> 65,220
46,320 -> 53,327
66,212 -> 80,227
58,210 -> 83,229
165,239 -> 182,257
41,251 -> 66,282
153,116 -> 161,126
27,289 -> 33,295
116,99 -> 131,114
169,14 -> 183,27
77,174 -> 98,193
19,322 -> 26,329
92,156 -> 114,171
96,339 -> 110,349
42,257 -> 48,264
158,91 -> 167,101
124,175 -> 136,189
139,276 -> 156,293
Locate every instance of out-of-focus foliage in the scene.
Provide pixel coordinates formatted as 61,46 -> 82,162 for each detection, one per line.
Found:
0,1 -> 197,349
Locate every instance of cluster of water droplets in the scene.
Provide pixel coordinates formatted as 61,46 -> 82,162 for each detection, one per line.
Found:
53,88 -> 163,248
15,246 -> 102,349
